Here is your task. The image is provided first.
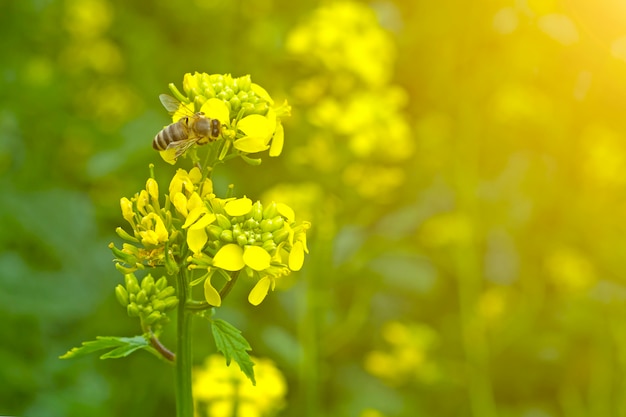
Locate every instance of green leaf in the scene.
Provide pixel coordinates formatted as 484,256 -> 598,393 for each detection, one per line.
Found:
211,319 -> 256,385
60,336 -> 158,360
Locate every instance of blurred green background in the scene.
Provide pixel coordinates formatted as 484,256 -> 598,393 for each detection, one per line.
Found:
4,0 -> 626,416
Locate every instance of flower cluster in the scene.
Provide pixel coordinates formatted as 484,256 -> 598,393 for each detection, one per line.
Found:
115,273 -> 178,330
285,1 -> 414,202
169,168 -> 310,306
161,72 -> 291,164
286,1 -> 395,87
193,354 -> 287,417
110,166 -> 310,306
364,321 -> 440,386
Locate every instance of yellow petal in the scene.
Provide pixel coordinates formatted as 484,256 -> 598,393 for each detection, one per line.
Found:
172,193 -> 188,217
276,203 -> 295,223
172,102 -> 194,123
248,276 -> 271,306
224,197 -> 253,216
289,241 -> 305,271
204,277 -> 222,306
189,213 -> 216,230
233,136 -> 270,153
200,98 -> 230,124
187,227 -> 208,254
189,167 -> 202,184
182,206 -> 208,228
160,149 -> 177,165
186,192 -> 204,212
120,197 -> 134,223
269,122 -> 284,157
243,246 -> 271,271
238,114 -> 273,139
146,178 -> 159,202
250,83 -> 274,105
154,216 -> 169,242
139,230 -> 159,246
213,244 -> 245,271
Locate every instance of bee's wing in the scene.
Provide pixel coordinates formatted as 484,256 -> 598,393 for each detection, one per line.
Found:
166,136 -> 200,158
159,94 -> 195,115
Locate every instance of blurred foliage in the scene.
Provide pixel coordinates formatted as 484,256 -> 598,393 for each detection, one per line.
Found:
4,0 -> 626,416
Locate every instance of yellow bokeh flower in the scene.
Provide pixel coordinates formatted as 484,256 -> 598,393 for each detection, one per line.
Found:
194,355 -> 287,417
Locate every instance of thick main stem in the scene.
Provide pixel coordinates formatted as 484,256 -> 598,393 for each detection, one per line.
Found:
175,270 -> 193,417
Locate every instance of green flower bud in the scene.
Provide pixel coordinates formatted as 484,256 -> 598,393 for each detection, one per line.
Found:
144,311 -> 162,325
236,75 -> 251,91
220,229 -> 234,242
217,90 -> 229,101
262,240 -> 277,253
260,219 -> 274,233
272,216 -> 285,231
157,286 -> 176,299
261,232 -> 273,242
141,275 -> 155,295
273,228 -> 289,244
241,102 -> 255,115
244,218 -> 258,230
143,305 -> 153,315
110,243 -> 138,265
251,201 -> 263,222
216,214 -> 232,230
237,91 -> 249,102
152,299 -> 165,311
237,234 -> 248,246
207,225 -> 223,240
115,285 -> 129,307
115,227 -> 139,243
125,274 -> 140,294
229,95 -> 241,113
115,263 -> 139,274
127,303 -> 140,317
253,102 -> 269,115
162,296 -> 179,310
155,276 -> 168,292
263,202 -> 278,220
136,289 -> 148,305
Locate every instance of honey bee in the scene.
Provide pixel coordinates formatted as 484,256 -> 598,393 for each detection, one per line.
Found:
153,94 -> 221,157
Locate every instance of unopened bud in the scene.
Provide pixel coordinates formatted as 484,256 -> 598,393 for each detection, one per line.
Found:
155,276 -> 168,292
237,234 -> 248,246
220,230 -> 234,242
152,299 -> 165,311
125,274 -> 140,294
216,214 -> 232,230
115,285 -> 129,307
157,286 -> 175,299
262,240 -> 277,253
141,275 -> 155,295
273,228 -> 289,244
127,303 -> 140,317
109,243 -> 137,265
251,201 -> 263,221
162,296 -> 179,310
271,216 -> 284,231
207,225 -> 222,240
115,227 -> 139,242
136,289 -> 148,305
144,311 -> 162,325
263,202 -> 278,219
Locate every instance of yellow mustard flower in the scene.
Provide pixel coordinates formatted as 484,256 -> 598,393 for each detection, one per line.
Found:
194,354 -> 287,417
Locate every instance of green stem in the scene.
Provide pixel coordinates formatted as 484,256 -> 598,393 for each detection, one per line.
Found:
175,269 -> 194,417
